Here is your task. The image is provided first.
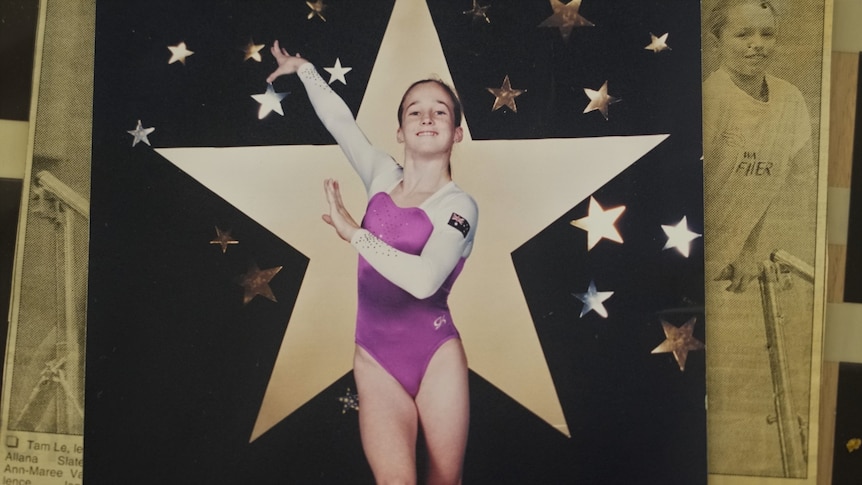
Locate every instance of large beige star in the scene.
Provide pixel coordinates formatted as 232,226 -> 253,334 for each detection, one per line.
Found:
157,0 -> 667,441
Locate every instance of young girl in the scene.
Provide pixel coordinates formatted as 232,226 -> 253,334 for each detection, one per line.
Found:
267,41 -> 476,484
702,0 -> 814,477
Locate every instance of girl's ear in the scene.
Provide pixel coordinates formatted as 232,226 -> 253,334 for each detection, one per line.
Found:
453,126 -> 463,143
396,127 -> 405,144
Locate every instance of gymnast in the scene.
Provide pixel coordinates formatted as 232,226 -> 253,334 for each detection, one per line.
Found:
267,41 -> 477,485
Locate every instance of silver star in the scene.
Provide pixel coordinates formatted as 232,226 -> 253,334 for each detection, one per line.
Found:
644,32 -> 671,53
569,196 -> 625,250
661,216 -> 701,257
251,83 -> 289,119
324,58 -> 352,85
573,280 -> 614,318
583,80 -> 620,120
127,120 -> 155,147
167,41 -> 194,65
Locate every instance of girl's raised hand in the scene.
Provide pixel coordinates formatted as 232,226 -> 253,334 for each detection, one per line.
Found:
266,40 -> 310,83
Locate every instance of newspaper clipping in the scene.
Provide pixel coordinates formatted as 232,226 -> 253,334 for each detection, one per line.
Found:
0,0 -> 93,483
701,0 -> 830,481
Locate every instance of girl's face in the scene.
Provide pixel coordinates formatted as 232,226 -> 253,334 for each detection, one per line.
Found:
717,2 -> 776,79
397,82 -> 463,154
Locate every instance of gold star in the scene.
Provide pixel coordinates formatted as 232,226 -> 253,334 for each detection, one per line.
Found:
569,196 -> 625,250
158,0 -> 667,441
583,80 -> 620,120
463,0 -> 490,23
644,32 -> 671,53
651,318 -> 704,371
486,75 -> 525,112
306,0 -> 327,21
538,0 -> 594,41
209,226 -> 239,253
847,438 -> 861,453
167,41 -> 194,65
573,280 -> 614,318
126,120 -> 155,147
237,263 -> 282,305
338,387 -> 359,413
243,39 -> 265,62
661,216 -> 701,258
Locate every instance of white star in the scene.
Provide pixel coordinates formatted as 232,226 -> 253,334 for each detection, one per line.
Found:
644,32 -> 671,53
250,83 -> 289,119
324,58 -> 353,85
661,216 -> 701,257
569,196 -> 625,250
126,120 -> 155,147
583,81 -> 620,120
167,41 -> 194,65
157,0 -> 667,441
573,280 -> 614,318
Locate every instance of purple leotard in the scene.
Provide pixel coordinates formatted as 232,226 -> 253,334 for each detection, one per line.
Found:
297,64 -> 478,397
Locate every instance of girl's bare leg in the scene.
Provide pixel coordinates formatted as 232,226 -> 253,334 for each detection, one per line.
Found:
415,339 -> 470,485
354,346 -> 418,485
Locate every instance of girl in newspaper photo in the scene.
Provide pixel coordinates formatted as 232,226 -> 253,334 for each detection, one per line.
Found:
702,0 -> 817,477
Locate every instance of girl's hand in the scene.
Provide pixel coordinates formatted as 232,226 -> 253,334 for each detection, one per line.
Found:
266,40 -> 310,83
322,178 -> 359,242
715,259 -> 760,293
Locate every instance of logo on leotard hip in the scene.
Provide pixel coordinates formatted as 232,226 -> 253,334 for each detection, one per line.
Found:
433,316 -> 447,330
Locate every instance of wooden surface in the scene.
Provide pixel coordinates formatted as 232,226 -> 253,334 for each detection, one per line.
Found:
818,50 -> 859,484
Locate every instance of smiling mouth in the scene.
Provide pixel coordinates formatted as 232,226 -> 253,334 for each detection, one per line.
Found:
416,131 -> 438,136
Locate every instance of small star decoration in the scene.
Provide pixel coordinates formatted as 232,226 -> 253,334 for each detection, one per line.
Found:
463,0 -> 491,23
644,32 -> 671,53
583,81 -> 620,120
338,387 -> 359,414
167,41 -> 194,65
237,263 -> 282,305
209,227 -> 239,253
569,196 -> 625,250
661,216 -> 701,257
251,83 -> 289,119
650,318 -> 704,371
127,120 -> 155,147
573,280 -> 613,318
538,0 -> 594,41
324,58 -> 352,85
847,438 -> 861,453
306,0 -> 327,21
243,39 -> 265,62
486,75 -> 525,112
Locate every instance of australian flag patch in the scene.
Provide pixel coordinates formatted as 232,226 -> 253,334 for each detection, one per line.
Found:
448,212 -> 470,238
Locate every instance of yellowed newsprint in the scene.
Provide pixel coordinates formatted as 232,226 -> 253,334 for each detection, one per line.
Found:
702,0 -> 832,483
0,0 -> 94,483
